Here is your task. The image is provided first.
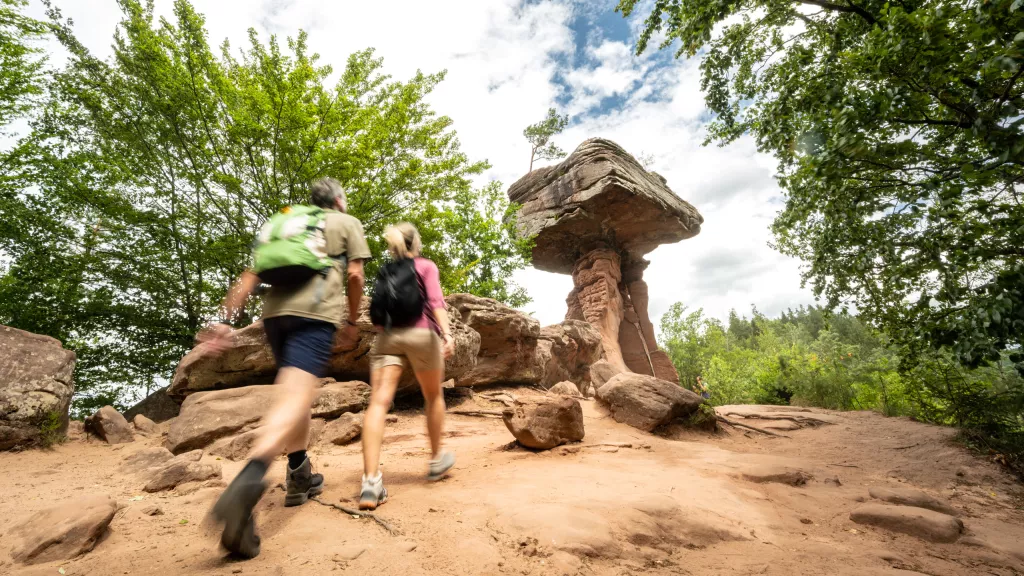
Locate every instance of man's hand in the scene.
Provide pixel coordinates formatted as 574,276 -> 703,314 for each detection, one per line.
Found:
197,323 -> 234,356
334,320 -> 360,351
442,333 -> 455,360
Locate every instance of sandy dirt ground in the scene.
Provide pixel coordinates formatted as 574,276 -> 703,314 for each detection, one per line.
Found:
1,389 -> 1022,576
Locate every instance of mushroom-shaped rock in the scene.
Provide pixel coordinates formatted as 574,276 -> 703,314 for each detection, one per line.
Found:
508,139 -> 702,383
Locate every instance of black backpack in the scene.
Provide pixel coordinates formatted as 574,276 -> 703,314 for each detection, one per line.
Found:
370,258 -> 425,329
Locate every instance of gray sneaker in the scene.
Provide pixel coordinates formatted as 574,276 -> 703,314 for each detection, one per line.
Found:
358,474 -> 388,510
427,450 -> 455,482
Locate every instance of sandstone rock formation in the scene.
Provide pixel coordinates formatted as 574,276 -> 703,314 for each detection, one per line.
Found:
548,381 -> 583,398
508,139 -> 703,383
0,325 -> 76,450
85,406 -> 135,445
596,373 -> 703,432
208,429 -> 261,461
448,294 -> 601,390
132,414 -> 159,435
124,386 -> 180,423
502,396 -> 585,449
119,446 -> 175,474
169,297 -> 479,398
868,486 -> 960,517
311,380 -> 370,419
7,495 -> 117,565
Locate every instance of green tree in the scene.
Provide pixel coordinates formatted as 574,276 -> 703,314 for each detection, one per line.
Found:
618,0 -> 1024,373
0,0 -> 45,129
523,107 -> 568,172
0,0 -> 530,414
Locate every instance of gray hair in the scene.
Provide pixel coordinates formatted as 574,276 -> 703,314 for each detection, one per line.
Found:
310,177 -> 347,211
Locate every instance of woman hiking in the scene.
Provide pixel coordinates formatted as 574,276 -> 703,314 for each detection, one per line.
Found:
359,222 -> 456,510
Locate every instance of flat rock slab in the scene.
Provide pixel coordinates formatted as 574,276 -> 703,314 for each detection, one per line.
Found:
850,504 -> 963,543
8,495 -> 117,565
597,373 -> 702,432
869,486 -> 959,517
120,446 -> 174,474
503,396 -> 585,450
85,406 -> 135,444
716,405 -> 839,426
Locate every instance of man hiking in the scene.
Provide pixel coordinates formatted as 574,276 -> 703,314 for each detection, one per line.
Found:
197,177 -> 371,558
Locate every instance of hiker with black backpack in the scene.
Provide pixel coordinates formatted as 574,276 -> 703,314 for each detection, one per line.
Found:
359,222 -> 456,510
197,177 -> 371,558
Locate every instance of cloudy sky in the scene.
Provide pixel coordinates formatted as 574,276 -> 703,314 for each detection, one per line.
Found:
26,0 -> 817,330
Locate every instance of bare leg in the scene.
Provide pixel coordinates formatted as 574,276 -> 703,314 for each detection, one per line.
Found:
362,365 -> 402,477
415,368 -> 445,458
249,367 -> 319,463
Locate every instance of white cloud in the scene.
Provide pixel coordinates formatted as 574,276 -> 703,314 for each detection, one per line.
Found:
25,0 -> 816,330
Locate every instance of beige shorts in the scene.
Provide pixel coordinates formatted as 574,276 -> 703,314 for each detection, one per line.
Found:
370,327 -> 443,373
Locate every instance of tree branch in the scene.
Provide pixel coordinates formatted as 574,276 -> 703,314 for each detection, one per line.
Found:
797,0 -> 877,25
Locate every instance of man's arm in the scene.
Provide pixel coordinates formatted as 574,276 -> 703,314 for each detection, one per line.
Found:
198,270 -> 260,355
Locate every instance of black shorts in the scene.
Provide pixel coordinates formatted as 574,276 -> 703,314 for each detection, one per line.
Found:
263,316 -> 336,377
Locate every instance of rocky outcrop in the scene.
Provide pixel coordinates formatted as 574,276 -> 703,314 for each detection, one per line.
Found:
8,495 -> 117,565
169,297 -> 479,399
502,397 -> 585,449
596,373 -> 703,432
0,325 -> 76,450
208,429 -> 261,461
165,385 -> 277,454
85,406 -> 135,445
124,386 -> 180,423
449,294 -> 601,391
120,447 -> 175,474
509,139 -> 701,384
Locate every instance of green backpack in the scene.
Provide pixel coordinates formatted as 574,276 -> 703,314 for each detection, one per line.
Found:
252,205 -> 341,286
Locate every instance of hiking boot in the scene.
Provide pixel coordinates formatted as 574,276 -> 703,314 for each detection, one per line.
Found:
358,473 -> 388,510
284,456 -> 324,507
427,450 -> 455,482
212,463 -> 267,559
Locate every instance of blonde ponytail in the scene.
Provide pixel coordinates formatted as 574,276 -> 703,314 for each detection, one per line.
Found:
384,222 -> 421,260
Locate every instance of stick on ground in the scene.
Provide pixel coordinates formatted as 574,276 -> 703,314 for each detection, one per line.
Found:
310,497 -> 401,536
449,409 -> 504,417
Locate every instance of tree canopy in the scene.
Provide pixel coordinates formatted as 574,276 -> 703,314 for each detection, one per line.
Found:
0,0 -> 530,413
619,0 -> 1024,373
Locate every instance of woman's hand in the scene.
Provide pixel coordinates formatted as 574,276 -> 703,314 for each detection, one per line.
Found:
442,333 -> 455,360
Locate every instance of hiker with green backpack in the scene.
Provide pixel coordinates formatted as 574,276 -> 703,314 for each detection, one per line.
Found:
197,177 -> 371,559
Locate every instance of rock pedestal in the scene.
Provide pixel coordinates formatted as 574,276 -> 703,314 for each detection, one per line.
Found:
509,139 -> 703,384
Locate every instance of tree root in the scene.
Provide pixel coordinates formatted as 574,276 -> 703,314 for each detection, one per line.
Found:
716,415 -> 790,438
310,497 -> 401,536
449,409 -> 504,417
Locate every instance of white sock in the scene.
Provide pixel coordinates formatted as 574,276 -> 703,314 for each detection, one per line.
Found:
362,472 -> 382,484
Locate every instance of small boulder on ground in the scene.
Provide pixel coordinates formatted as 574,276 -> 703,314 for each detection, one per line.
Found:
740,464 -> 812,486
133,414 -> 159,435
0,324 -> 76,451
8,495 -> 117,565
144,450 -> 221,492
85,406 -> 135,444
323,412 -> 362,445
312,380 -> 371,419
589,359 -> 621,391
549,381 -> 583,398
166,385 -> 277,454
502,396 -> 585,450
596,373 -> 703,432
850,503 -> 964,543
208,429 -> 260,461
868,486 -> 959,517
120,446 -> 174,474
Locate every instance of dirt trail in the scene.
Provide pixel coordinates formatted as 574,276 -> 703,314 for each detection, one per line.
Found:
1,391 -> 1022,576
